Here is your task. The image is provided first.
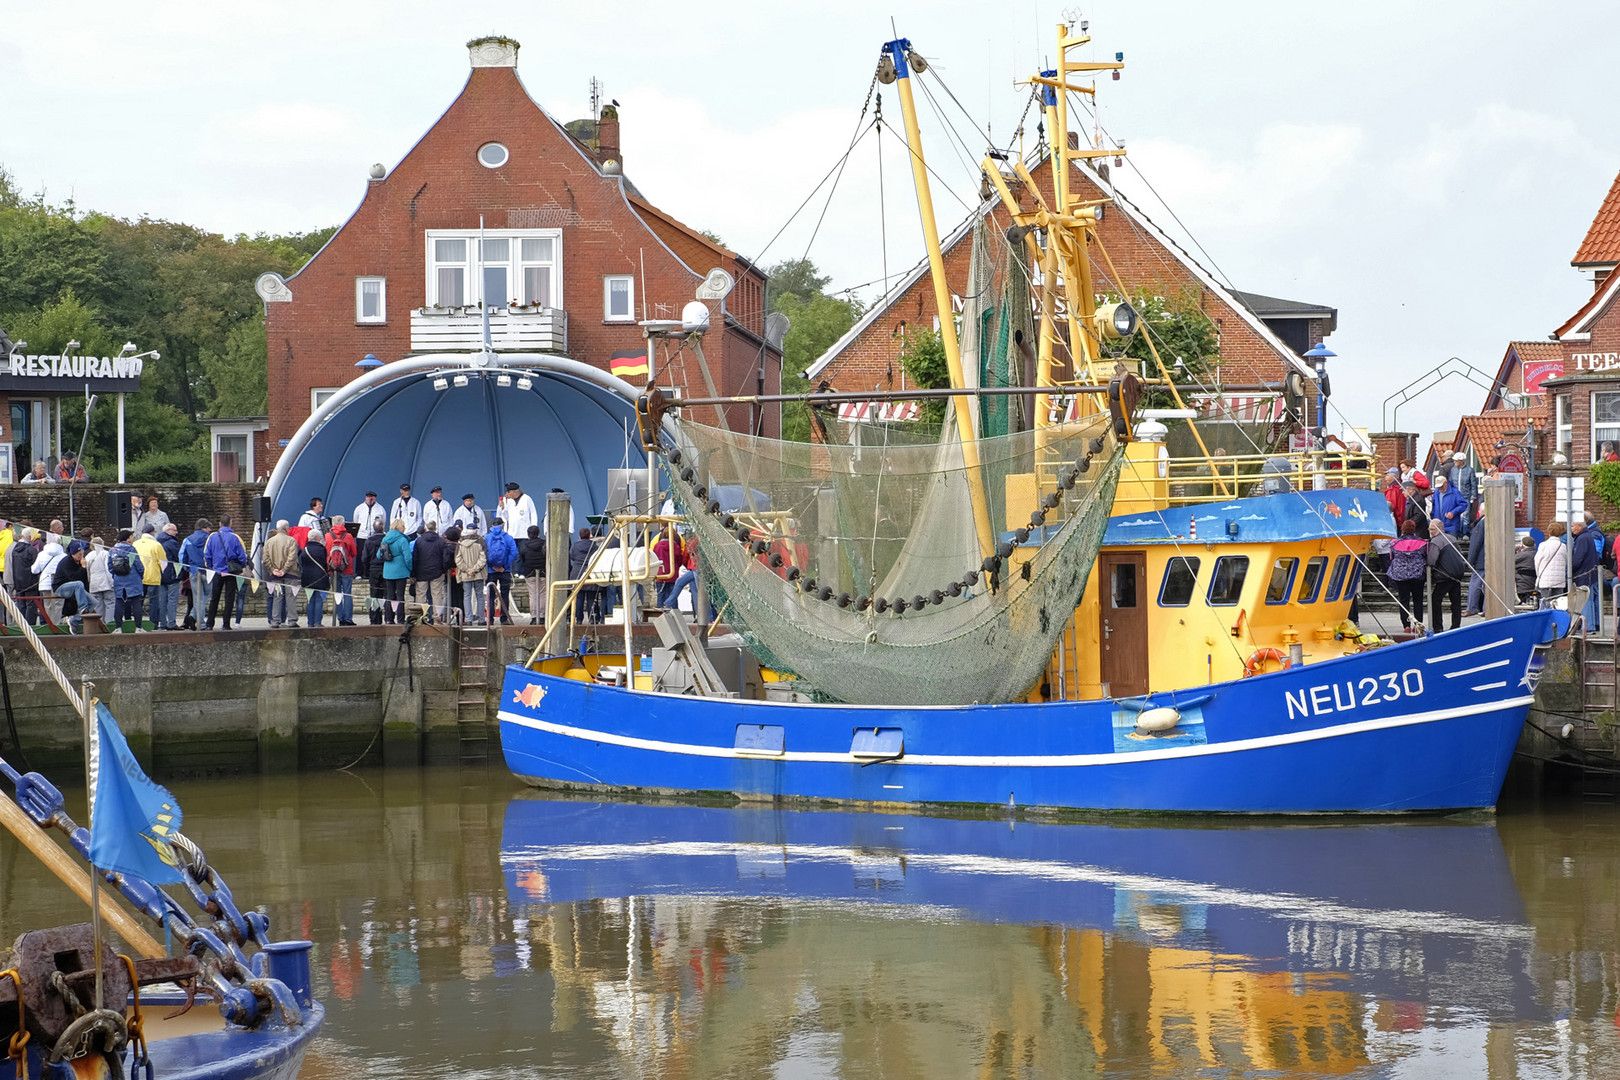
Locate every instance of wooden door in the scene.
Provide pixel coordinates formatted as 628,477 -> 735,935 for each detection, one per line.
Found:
1099,551 -> 1149,697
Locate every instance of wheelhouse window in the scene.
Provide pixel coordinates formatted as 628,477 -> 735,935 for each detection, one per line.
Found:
1158,557 -> 1200,607
1265,558 -> 1298,604
604,275 -> 635,322
1207,556 -> 1249,606
425,229 -> 562,309
1593,392 -> 1620,463
1344,558 -> 1364,601
356,277 -> 386,323
1296,556 -> 1328,603
1323,555 -> 1350,602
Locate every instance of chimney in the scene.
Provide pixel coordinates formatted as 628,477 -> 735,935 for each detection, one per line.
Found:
597,104 -> 621,172
467,35 -> 519,69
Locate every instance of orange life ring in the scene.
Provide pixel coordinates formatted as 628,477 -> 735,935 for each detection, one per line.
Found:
1243,647 -> 1292,678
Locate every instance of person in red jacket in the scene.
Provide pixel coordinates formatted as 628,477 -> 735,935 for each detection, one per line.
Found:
325,517 -> 360,625
653,526 -> 684,607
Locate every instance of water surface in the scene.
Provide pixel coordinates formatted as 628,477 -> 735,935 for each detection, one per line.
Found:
1,765 -> 1616,1078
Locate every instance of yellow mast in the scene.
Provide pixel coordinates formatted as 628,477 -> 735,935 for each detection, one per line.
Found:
882,38 -> 996,560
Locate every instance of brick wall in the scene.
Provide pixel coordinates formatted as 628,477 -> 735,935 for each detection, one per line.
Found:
813,158 -> 1310,398
0,483 -> 262,541
264,60 -> 778,473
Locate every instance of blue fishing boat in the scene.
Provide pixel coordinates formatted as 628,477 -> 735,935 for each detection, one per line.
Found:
500,24 -> 1562,814
0,595 -> 323,1080
500,795 -> 1540,1020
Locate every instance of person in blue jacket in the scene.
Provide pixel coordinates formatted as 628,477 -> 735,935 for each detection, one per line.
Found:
1430,474 -> 1469,537
203,515 -> 248,631
379,518 -> 413,625
484,517 -> 519,625
109,529 -> 146,631
177,519 -> 211,629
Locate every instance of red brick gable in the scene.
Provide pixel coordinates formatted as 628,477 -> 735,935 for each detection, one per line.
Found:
263,61 -> 779,467
1573,168 -> 1620,268
808,156 -> 1315,402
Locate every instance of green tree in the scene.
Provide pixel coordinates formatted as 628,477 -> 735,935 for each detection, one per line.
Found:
898,327 -> 949,427
766,258 -> 832,313
1102,289 -> 1219,411
773,290 -> 861,441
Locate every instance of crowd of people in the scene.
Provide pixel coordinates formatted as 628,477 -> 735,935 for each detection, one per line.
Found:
1380,451 -> 1616,634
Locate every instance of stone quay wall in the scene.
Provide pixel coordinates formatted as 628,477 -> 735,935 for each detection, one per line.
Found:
1,483 -> 264,539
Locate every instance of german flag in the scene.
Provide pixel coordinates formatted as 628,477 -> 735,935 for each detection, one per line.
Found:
609,349 -> 650,380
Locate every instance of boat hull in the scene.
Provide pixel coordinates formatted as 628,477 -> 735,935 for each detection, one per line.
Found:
499,609 -> 1565,814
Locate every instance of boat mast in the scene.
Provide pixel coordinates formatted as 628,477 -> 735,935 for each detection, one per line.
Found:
882,37 -> 996,561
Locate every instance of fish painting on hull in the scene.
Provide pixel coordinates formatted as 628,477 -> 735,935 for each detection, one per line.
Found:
513,683 -> 547,709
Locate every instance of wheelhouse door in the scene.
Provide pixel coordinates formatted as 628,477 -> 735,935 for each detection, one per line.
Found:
1099,551 -> 1149,697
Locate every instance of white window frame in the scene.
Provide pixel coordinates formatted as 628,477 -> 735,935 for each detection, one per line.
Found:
1592,391 -> 1620,463
311,387 -> 339,414
356,276 -> 386,324
603,274 -> 635,323
1556,393 -> 1573,461
424,228 -> 562,309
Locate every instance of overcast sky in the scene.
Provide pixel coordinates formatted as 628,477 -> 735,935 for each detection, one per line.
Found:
4,0 -> 1617,450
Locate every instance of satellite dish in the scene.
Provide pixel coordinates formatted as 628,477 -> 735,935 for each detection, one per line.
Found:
681,301 -> 711,332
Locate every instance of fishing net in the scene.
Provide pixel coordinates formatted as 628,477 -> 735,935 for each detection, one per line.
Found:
666,416 -> 1122,705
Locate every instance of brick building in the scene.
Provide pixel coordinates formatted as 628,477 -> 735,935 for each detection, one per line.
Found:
807,155 -> 1336,438
1443,167 -> 1620,528
257,36 -> 780,489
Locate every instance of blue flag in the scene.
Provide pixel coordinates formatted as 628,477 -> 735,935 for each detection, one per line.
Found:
87,703 -> 185,884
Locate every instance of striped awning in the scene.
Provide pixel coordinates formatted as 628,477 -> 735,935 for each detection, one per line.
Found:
1192,393 -> 1287,423
837,401 -> 922,423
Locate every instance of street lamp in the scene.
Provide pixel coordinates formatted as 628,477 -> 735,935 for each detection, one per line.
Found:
1303,341 -> 1336,449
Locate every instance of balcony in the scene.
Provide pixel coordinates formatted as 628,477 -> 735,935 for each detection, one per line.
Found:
410,306 -> 568,354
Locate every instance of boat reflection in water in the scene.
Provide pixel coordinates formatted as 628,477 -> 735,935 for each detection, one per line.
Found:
502,795 -> 1539,1076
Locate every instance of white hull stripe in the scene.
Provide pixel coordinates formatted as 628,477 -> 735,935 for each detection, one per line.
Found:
1446,659 -> 1509,678
498,695 -> 1535,769
1426,638 -> 1511,664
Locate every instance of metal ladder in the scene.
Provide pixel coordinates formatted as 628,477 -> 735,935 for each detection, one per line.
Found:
1576,634 -> 1620,797
455,624 -> 491,761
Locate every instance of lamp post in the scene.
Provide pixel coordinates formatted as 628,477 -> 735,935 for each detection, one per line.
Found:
4,340 -> 22,485
1302,341 -> 1335,450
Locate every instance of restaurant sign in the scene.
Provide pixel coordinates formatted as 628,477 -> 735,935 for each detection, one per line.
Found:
0,352 -> 144,394
1570,352 -> 1620,373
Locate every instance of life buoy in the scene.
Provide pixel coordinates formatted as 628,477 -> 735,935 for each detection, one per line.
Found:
1243,647 -> 1292,678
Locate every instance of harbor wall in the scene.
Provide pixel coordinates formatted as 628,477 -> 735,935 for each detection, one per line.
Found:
2,483 -> 263,537
0,623 -> 671,779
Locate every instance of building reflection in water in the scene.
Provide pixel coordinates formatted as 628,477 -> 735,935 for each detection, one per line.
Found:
2,767 -> 1616,1078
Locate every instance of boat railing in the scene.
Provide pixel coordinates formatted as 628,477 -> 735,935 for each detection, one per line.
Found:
1150,451 -> 1379,503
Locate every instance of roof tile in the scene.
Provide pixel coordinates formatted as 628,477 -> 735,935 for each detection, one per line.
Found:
1573,169 -> 1620,266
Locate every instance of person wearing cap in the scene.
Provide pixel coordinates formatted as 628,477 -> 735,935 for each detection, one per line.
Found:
54,450 -> 87,482
497,482 -> 538,541
352,492 -> 381,541
422,486 -> 453,535
391,483 -> 422,539
51,542 -> 93,633
484,515 -> 519,624
451,493 -> 487,536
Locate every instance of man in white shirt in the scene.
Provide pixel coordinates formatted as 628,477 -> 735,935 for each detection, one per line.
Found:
391,483 -> 422,538
452,493 -> 487,535
352,492 -> 381,540
498,482 -> 539,540
422,486 -> 453,535
298,497 -> 324,532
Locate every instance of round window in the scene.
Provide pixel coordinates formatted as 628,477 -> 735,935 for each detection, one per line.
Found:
477,142 -> 509,168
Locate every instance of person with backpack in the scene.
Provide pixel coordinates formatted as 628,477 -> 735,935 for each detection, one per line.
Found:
203,515 -> 248,631
110,529 -> 147,631
1426,519 -> 1470,632
301,528 -> 331,627
379,518 -> 413,625
456,525 -> 488,624
1387,519 -> 1428,634
484,517 -> 518,625
326,516 -> 359,626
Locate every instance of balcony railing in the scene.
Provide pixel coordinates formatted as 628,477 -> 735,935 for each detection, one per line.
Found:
410,306 -> 568,354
